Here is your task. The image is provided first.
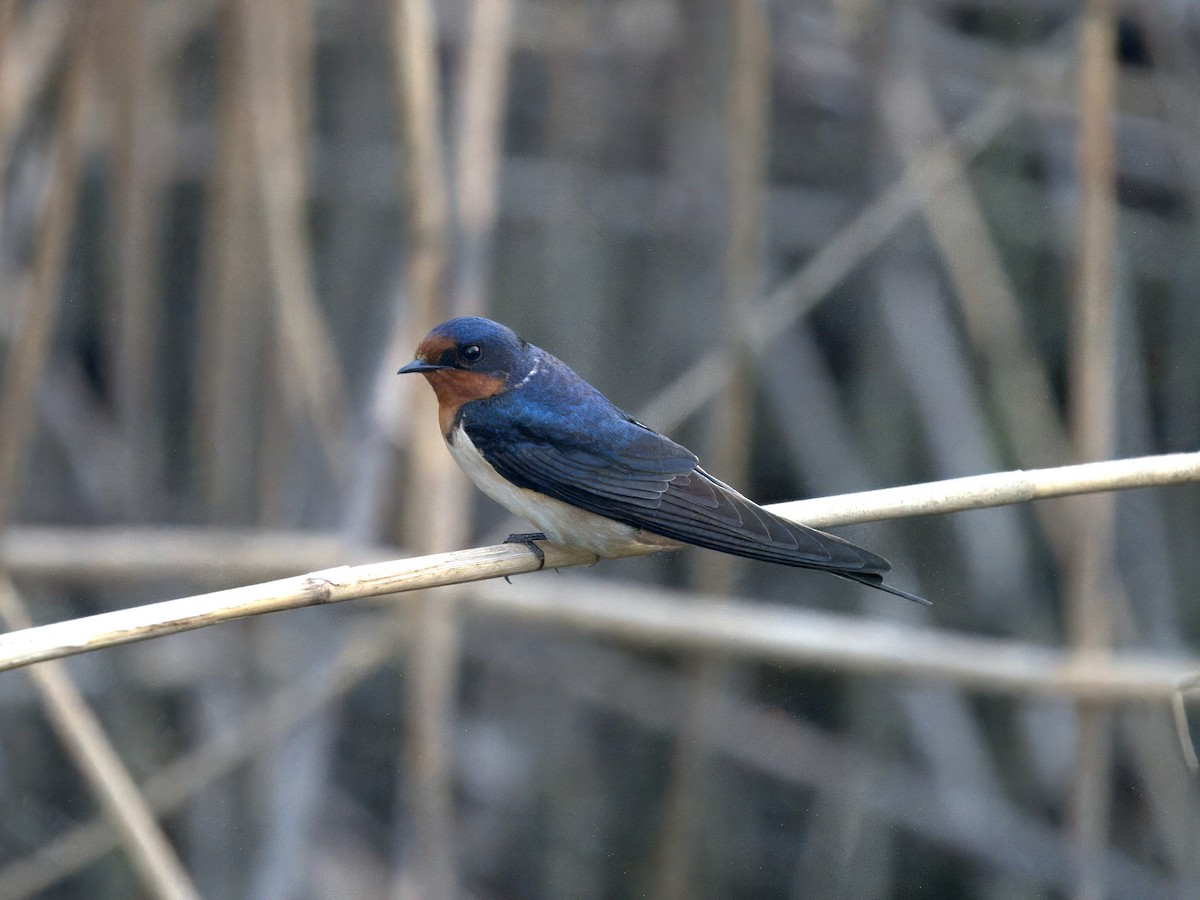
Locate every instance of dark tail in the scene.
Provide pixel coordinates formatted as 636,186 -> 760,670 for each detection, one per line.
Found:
835,571 -> 932,606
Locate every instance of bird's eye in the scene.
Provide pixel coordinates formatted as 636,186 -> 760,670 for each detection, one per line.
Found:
461,344 -> 482,362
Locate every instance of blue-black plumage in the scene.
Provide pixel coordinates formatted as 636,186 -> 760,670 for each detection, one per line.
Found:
399,316 -> 929,605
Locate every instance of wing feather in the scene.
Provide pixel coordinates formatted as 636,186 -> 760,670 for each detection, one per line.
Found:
466,407 -> 890,577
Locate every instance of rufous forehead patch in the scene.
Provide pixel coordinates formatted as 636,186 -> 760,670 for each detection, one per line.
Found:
415,334 -> 456,363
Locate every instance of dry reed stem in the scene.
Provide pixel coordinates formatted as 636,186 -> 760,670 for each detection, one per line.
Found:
884,58 -> 1071,472
0,14 -> 85,527
886,41 -> 1195,884
0,526 -> 395,580
450,0 -> 513,317
0,0 -> 15,264
653,2 -> 769,894
1,452 -> 1198,675
105,0 -> 167,511
1173,678 -> 1200,772
0,10 -> 199,896
1069,2 -> 1120,896
0,580 -> 200,900
637,85 -> 1021,433
477,637 -> 1174,898
10,603 -> 1187,899
767,452 -> 1200,524
0,614 -> 408,898
0,1 -> 69,155
242,0 -> 350,486
194,0 -> 267,519
390,0 -> 464,893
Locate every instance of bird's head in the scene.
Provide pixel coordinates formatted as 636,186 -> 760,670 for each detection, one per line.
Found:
399,317 -> 534,427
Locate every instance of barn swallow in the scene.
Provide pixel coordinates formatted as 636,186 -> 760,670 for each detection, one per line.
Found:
399,317 -> 928,604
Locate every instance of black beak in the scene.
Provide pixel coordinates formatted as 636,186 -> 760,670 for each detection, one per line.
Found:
398,359 -> 453,374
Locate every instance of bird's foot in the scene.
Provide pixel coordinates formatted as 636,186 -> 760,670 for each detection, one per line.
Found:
504,532 -> 547,571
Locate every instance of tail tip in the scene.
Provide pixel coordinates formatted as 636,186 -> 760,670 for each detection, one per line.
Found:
839,572 -> 932,606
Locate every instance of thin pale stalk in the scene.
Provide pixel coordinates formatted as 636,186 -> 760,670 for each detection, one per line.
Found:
104,0 -> 167,514
390,0 -> 464,895
241,0 -> 350,488
450,0 -> 513,317
1069,1 -> 1120,896
2,455 -> 1200,674
636,85 -> 1021,433
654,1 -> 768,894
0,580 -> 200,900
0,615 -> 406,899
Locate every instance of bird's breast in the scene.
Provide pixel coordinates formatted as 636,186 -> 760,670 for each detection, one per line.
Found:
445,424 -> 680,557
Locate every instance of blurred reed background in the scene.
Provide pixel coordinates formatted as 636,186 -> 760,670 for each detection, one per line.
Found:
0,0 -> 1198,897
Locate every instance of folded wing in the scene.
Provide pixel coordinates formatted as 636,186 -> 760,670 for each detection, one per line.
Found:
468,411 -> 893,579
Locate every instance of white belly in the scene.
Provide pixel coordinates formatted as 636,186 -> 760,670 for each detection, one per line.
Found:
446,424 -> 680,558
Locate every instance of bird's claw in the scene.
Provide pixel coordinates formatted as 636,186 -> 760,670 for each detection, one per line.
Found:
504,532 -> 547,571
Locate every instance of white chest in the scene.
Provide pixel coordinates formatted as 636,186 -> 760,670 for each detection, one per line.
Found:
445,424 -> 679,558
